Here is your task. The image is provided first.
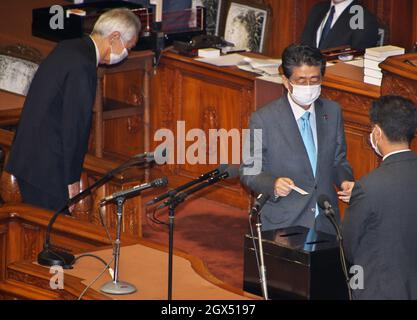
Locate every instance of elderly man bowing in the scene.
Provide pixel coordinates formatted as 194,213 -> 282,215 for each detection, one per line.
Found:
6,8 -> 141,212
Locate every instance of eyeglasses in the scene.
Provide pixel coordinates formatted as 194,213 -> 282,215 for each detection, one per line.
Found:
290,76 -> 322,86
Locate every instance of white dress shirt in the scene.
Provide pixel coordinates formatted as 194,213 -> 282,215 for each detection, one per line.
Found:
287,93 -> 318,151
89,36 -> 100,67
383,149 -> 412,161
316,0 -> 355,47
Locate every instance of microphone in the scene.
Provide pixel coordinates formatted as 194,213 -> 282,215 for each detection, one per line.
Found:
146,164 -> 229,206
317,194 -> 336,217
132,148 -> 166,163
317,194 -> 352,300
157,165 -> 240,209
250,193 -> 270,217
101,177 -> 168,205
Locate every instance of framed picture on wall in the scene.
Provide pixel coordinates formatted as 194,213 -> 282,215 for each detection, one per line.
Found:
217,0 -> 271,53
192,0 -> 223,35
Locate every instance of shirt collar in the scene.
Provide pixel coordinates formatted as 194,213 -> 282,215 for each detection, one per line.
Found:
287,92 -> 316,121
383,149 -> 412,161
331,0 -> 355,17
89,36 -> 100,67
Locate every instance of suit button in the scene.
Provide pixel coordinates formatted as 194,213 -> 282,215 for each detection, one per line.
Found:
314,185 -> 318,190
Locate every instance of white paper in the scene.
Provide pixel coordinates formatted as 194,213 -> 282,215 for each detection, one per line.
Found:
243,57 -> 282,68
195,54 -> 246,67
290,185 -> 309,195
344,58 -> 365,68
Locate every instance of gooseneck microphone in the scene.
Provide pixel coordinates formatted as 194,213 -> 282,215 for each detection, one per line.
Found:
318,194 -> 352,300
37,149 -> 159,269
157,165 -> 240,210
101,177 -> 168,205
146,164 -> 228,206
250,193 -> 270,217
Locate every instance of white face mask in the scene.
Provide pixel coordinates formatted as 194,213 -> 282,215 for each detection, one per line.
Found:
290,82 -> 322,106
109,37 -> 128,65
369,127 -> 383,157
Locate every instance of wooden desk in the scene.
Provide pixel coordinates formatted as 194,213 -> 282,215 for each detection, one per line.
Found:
92,50 -> 154,169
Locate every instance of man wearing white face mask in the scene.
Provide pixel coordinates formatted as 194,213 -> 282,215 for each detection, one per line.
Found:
241,44 -> 354,234
343,96 -> 417,299
6,8 -> 141,213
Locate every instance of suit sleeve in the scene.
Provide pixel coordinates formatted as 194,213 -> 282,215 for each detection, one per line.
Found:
351,8 -> 379,50
342,181 -> 372,263
333,106 -> 354,186
61,65 -> 96,185
240,112 -> 277,197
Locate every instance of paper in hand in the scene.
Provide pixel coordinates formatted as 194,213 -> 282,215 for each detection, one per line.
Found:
290,185 -> 309,195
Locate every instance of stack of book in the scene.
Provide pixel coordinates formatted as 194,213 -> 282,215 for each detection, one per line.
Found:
364,45 -> 405,86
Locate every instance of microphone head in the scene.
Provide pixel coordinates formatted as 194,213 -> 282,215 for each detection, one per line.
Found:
317,194 -> 331,210
152,176 -> 168,187
217,163 -> 229,174
224,165 -> 240,179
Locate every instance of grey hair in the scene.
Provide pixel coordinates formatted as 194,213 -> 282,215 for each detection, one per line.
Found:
92,8 -> 141,42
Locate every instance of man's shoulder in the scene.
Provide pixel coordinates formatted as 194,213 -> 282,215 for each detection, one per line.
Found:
254,96 -> 287,118
50,37 -> 94,67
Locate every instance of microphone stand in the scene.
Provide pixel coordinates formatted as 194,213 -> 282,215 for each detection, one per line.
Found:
37,155 -> 150,269
255,213 -> 269,300
323,208 -> 352,300
162,171 -> 232,300
100,197 -> 136,295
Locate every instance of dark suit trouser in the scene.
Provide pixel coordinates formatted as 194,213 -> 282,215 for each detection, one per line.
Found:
17,178 -> 67,212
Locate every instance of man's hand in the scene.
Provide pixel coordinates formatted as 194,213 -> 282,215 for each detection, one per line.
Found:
338,181 -> 355,203
68,181 -> 81,213
274,177 -> 295,197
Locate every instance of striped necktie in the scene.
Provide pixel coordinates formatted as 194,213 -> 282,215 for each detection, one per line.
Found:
319,5 -> 336,49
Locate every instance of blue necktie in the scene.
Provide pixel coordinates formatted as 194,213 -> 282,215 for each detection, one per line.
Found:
319,6 -> 335,48
299,112 -> 317,176
300,112 -> 319,219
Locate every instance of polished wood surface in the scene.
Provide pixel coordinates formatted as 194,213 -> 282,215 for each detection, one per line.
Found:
0,204 -> 256,300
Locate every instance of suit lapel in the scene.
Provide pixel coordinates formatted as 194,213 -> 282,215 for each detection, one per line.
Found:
274,96 -> 315,179
314,99 -> 328,181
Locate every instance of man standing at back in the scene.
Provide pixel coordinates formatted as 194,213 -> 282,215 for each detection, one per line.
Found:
6,8 -> 141,212
343,96 -> 417,299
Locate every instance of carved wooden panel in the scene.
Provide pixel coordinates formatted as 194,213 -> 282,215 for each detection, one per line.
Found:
382,74 -> 417,106
21,223 -> 42,262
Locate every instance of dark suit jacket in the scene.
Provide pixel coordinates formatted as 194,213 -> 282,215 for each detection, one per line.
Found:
300,0 -> 379,50
343,151 -> 417,300
6,36 -> 97,201
240,95 -> 353,234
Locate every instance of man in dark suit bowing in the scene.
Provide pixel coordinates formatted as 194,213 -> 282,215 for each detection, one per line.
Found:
343,96 -> 417,300
240,44 -> 354,234
6,8 -> 141,212
301,0 -> 379,50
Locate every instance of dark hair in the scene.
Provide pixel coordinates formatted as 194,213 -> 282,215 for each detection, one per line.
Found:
370,95 -> 417,144
282,44 -> 326,79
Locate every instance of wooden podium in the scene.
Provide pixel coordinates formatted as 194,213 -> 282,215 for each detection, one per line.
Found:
243,226 -> 348,300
